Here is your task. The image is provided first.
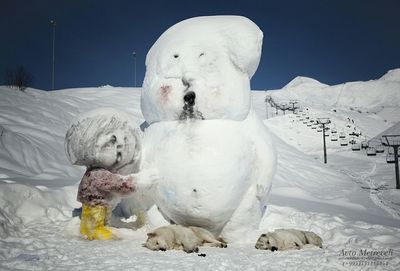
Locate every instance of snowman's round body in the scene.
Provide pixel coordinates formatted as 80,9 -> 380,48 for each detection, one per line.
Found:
142,118 -> 255,234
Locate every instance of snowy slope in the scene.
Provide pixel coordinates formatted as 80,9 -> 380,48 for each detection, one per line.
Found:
267,69 -> 400,126
1,79 -> 400,270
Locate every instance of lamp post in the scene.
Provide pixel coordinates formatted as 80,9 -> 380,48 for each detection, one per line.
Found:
50,20 -> 56,90
132,51 -> 137,87
317,118 -> 331,164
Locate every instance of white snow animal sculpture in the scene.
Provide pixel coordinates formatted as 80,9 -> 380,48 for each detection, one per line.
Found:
255,229 -> 323,251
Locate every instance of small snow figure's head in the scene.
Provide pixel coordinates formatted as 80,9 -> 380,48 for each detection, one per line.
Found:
141,16 -> 263,124
65,108 -> 142,173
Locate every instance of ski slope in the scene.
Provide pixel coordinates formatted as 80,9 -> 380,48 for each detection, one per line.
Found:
0,70 -> 399,270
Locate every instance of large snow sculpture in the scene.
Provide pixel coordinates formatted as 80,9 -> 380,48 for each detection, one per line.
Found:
140,16 -> 276,239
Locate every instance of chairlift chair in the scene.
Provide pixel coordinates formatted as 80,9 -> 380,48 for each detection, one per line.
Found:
352,143 -> 361,151
340,139 -> 348,146
331,128 -> 337,134
366,147 -> 377,156
339,132 -> 346,139
361,141 -> 369,149
331,135 -> 338,141
375,145 -> 385,153
386,154 -> 395,163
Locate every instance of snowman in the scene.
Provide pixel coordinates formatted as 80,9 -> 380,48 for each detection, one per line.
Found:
139,15 -> 276,239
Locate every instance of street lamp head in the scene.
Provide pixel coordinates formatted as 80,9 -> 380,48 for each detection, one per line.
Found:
132,52 -> 137,56
50,20 -> 56,26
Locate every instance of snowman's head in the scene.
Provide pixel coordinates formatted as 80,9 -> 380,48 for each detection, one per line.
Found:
141,16 -> 263,124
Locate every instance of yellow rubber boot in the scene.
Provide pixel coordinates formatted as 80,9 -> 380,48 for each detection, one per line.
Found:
80,204 -> 114,240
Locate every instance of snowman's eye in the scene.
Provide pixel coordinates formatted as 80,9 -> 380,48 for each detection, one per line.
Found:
199,52 -> 205,57
173,54 -> 179,58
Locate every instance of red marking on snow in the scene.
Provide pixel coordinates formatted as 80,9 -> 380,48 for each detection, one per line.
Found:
159,85 -> 172,103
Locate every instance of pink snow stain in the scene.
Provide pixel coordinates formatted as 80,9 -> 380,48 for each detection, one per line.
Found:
159,85 -> 172,103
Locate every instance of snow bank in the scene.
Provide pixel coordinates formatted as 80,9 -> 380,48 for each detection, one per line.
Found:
0,66 -> 400,269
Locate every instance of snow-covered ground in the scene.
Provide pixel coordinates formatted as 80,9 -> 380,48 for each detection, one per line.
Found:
1,70 -> 400,270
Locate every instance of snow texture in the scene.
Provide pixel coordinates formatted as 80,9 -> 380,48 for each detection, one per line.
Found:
137,16 -> 276,239
0,75 -> 399,269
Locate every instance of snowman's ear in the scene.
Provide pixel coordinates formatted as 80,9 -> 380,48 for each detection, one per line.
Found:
220,17 -> 263,79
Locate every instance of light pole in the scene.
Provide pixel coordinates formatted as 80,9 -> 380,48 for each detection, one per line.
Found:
132,52 -> 137,87
317,118 -> 331,164
50,20 -> 56,90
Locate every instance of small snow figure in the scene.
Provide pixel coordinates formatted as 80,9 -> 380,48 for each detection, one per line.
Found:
65,108 -> 159,240
78,168 -> 135,240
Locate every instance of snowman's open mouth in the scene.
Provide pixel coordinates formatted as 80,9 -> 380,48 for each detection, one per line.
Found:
178,91 -> 204,120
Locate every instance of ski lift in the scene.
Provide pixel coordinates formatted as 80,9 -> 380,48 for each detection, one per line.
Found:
307,123 -> 312,127
340,139 -> 348,146
349,132 -> 360,137
366,147 -> 377,156
339,132 -> 346,139
303,121 -> 308,124
331,128 -> 337,134
352,143 -> 361,151
331,135 -> 338,141
317,127 -> 323,132
387,154 -> 395,163
312,126 -> 317,130
375,145 -> 385,153
361,141 -> 369,149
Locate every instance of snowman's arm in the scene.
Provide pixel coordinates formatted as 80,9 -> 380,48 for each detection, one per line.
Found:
247,111 -> 277,199
123,168 -> 159,190
89,169 -> 136,195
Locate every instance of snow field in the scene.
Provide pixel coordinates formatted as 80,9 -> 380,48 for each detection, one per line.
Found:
0,68 -> 399,270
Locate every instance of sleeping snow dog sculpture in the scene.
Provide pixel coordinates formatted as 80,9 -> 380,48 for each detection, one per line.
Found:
134,15 -> 277,240
143,224 -> 227,253
255,229 -> 323,251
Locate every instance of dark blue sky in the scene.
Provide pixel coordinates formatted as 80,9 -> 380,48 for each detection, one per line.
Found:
1,0 -> 399,90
